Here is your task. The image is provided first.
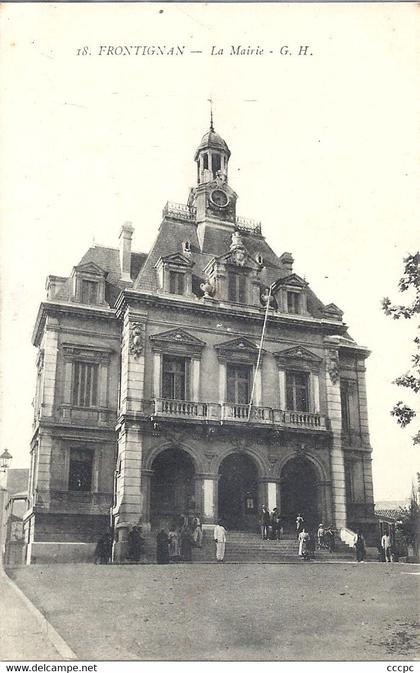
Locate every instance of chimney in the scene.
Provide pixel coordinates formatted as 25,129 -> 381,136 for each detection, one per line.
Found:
279,252 -> 294,274
119,221 -> 134,282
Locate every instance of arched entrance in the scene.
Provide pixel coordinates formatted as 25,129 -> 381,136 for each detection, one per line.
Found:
280,456 -> 319,532
218,453 -> 259,531
150,448 -> 195,529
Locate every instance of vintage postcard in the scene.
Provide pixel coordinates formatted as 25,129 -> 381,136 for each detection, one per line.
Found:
0,2 -> 419,666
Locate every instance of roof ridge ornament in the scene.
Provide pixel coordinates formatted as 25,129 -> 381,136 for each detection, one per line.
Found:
208,97 -> 215,132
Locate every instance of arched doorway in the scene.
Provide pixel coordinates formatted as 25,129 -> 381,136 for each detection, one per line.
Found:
150,448 -> 196,529
218,453 -> 259,531
280,457 -> 319,532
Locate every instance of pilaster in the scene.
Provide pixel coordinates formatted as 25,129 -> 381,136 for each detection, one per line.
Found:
41,317 -> 59,417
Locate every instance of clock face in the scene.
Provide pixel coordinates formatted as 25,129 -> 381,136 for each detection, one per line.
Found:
210,189 -> 229,208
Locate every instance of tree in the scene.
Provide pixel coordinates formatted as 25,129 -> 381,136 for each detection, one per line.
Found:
382,252 -> 420,445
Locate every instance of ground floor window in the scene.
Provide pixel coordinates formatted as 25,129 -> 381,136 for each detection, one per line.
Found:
68,448 -> 94,492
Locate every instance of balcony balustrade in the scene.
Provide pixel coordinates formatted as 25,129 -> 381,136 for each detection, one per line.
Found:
162,201 -> 197,221
152,398 -> 328,431
235,216 -> 262,235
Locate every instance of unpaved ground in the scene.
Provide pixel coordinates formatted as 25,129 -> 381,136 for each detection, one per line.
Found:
8,563 -> 420,661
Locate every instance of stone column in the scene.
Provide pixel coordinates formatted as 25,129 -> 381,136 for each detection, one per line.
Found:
278,369 -> 286,409
324,336 -> 347,529
114,308 -> 147,561
219,362 -> 226,404
141,469 -> 154,531
192,357 -> 201,401
202,476 -> 217,527
153,352 -> 161,399
310,373 -> 320,413
267,481 -> 277,511
254,367 -> 262,406
41,316 -> 59,417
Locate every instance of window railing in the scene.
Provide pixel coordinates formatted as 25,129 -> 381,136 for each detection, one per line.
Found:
162,202 -> 197,221
152,398 -> 328,430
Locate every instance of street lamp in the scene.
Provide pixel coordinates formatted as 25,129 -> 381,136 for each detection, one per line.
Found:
0,450 -> 12,470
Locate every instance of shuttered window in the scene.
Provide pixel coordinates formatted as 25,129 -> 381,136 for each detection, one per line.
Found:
228,272 -> 246,303
286,371 -> 309,411
226,364 -> 251,404
68,448 -> 93,492
81,280 -> 99,304
169,271 -> 185,295
162,356 -> 190,400
72,361 -> 99,407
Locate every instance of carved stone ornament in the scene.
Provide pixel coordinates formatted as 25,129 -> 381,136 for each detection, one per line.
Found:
200,278 -> 215,298
295,443 -> 307,458
327,348 -> 340,385
129,322 -> 144,359
260,287 -> 276,308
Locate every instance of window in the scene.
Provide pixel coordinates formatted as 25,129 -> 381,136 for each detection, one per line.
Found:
227,364 -> 251,405
286,371 -> 309,412
72,361 -> 99,407
162,356 -> 189,400
341,381 -> 352,434
81,280 -> 98,305
68,448 -> 93,492
287,291 -> 300,314
169,271 -> 185,295
345,462 -> 353,503
228,272 -> 246,303
203,154 -> 209,170
212,153 -> 221,176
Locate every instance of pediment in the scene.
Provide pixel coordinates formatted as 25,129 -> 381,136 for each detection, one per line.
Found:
272,273 -> 308,290
73,262 -> 106,277
157,253 -> 194,268
149,328 -> 205,353
322,303 -> 344,318
273,346 -> 322,363
215,336 -> 260,353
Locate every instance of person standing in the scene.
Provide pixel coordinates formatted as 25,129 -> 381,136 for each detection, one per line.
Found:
127,524 -> 144,563
296,513 -> 304,539
168,525 -> 180,563
381,532 -> 392,562
180,521 -> 193,562
156,528 -> 170,565
271,507 -> 280,540
261,506 -> 271,540
214,520 -> 227,562
317,523 -> 326,549
192,513 -> 203,548
298,528 -> 310,560
354,530 -> 366,562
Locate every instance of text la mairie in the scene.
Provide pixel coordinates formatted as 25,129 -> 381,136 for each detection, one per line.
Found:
25,120 -> 376,563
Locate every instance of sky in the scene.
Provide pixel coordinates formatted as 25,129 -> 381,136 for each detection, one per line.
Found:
0,3 -> 418,501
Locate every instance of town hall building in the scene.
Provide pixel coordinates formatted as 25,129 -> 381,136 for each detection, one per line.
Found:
24,120 -> 376,563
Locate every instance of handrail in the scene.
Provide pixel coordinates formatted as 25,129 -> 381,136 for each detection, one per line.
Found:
340,527 -> 357,548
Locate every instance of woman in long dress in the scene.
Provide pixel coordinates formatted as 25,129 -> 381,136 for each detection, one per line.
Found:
168,526 -> 180,563
355,530 -> 366,562
298,528 -> 310,560
180,523 -> 193,562
156,529 -> 170,564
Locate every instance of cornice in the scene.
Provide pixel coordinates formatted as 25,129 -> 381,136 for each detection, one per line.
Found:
32,301 -> 117,347
114,289 -> 349,336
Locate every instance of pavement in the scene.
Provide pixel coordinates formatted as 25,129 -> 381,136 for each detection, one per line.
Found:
6,562 -> 420,661
0,567 -> 75,661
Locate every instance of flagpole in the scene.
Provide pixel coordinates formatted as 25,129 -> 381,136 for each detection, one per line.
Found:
247,284 -> 273,422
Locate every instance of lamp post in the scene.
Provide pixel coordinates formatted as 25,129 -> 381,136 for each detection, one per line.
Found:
0,449 -> 13,471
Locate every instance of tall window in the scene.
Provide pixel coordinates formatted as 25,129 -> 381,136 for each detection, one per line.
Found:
287,291 -> 300,314
341,381 -> 351,434
162,356 -> 189,400
227,364 -> 251,405
68,448 -> 93,492
72,361 -> 99,407
169,271 -> 185,295
212,153 -> 221,176
286,371 -> 309,412
81,280 -> 98,304
228,272 -> 246,303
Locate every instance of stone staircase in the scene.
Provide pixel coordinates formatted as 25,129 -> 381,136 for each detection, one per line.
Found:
139,530 -> 359,564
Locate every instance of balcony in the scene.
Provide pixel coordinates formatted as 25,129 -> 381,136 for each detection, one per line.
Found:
162,201 -> 197,222
235,216 -> 262,235
152,398 -> 328,431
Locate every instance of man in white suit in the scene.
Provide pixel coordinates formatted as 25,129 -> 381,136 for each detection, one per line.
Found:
214,520 -> 227,562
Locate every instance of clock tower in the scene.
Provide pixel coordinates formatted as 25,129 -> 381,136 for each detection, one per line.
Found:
188,117 -> 238,228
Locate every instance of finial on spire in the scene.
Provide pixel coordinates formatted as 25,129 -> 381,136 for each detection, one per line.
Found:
208,97 -> 214,132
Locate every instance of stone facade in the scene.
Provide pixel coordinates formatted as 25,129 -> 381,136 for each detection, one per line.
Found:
24,123 -> 376,563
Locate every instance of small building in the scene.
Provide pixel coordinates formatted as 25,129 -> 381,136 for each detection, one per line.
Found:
24,120 -> 376,563
1,468 -> 28,564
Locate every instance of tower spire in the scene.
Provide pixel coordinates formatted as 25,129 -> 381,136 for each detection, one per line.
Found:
208,98 -> 214,132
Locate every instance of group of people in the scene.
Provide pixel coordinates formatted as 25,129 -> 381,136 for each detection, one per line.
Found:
156,512 -> 204,564
297,515 -> 337,560
260,506 -> 284,540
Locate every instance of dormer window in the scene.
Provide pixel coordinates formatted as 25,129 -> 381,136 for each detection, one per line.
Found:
228,271 -> 246,303
182,240 -> 192,255
169,271 -> 185,295
71,262 -> 106,306
256,253 -> 263,266
155,253 -> 194,297
287,291 -> 300,314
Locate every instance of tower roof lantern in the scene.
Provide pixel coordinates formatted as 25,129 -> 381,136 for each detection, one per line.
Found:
194,129 -> 231,161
